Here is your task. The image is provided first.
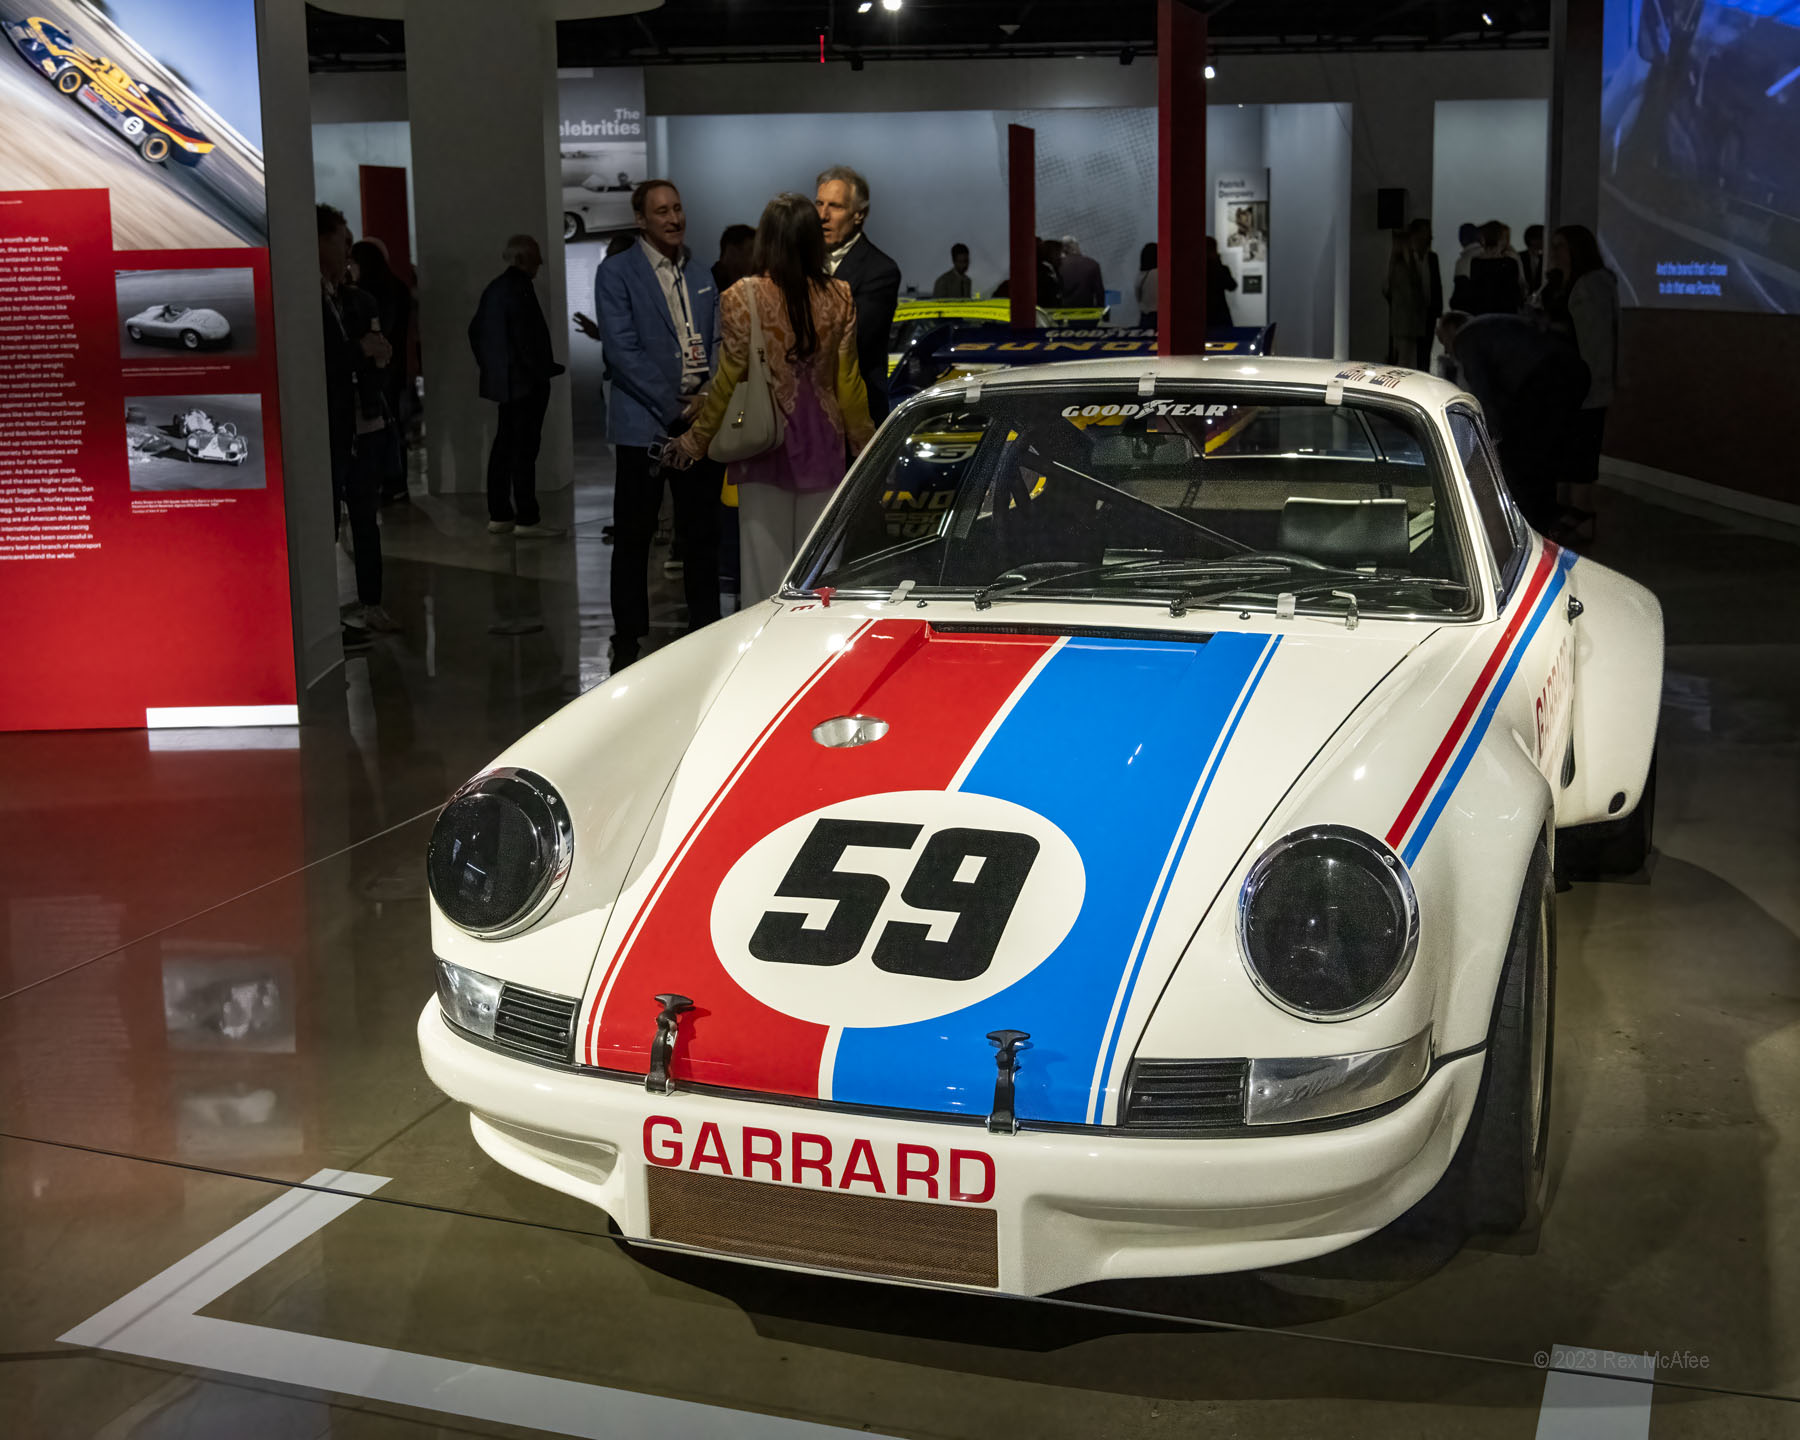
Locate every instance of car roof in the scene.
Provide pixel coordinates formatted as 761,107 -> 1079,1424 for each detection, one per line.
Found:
926,354 -> 1474,412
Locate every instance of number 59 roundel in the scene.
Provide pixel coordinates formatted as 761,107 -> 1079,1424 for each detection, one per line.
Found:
711,790 -> 1086,1028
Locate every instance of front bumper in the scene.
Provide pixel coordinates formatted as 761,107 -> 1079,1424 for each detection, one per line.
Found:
417,1001 -> 1483,1296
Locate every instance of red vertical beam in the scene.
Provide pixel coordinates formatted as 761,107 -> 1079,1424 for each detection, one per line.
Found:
1158,0 -> 1208,356
1008,123 -> 1037,329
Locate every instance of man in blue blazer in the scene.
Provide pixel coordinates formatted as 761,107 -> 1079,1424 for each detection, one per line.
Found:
577,179 -> 722,669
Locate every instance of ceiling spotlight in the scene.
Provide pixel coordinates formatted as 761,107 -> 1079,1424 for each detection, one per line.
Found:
1204,63 -> 1216,79
881,0 -> 902,10
1481,11 -> 1494,22
998,22 -> 1019,34
857,1 -> 871,10
1120,45 -> 1136,65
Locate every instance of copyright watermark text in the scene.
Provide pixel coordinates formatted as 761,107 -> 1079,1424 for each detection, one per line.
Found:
1533,1347 -> 1709,1372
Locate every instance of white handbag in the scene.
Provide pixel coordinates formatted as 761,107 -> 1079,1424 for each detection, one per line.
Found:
707,286 -> 786,464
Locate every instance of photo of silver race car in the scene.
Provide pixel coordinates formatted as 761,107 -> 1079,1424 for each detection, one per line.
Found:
125,302 -> 231,350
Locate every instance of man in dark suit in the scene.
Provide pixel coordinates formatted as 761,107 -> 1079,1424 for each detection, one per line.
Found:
574,179 -> 723,669
469,235 -> 565,537
1407,219 -> 1445,372
816,165 -> 900,422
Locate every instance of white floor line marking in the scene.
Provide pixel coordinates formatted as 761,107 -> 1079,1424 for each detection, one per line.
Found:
60,1169 -> 889,1440
1533,1344 -> 1655,1440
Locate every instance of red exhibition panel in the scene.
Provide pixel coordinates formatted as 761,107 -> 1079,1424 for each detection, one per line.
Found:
0,188 -> 293,731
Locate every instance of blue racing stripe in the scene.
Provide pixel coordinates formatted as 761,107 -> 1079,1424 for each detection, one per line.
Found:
1401,548 -> 1576,866
828,630 -> 1273,1124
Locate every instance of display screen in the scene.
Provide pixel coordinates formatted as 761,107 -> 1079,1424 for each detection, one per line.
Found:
0,1 -> 293,731
1600,0 -> 1800,312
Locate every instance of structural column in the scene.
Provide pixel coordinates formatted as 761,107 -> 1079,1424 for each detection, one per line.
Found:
1157,0 -> 1208,356
404,0 -> 571,498
257,0 -> 344,690
1007,124 -> 1037,328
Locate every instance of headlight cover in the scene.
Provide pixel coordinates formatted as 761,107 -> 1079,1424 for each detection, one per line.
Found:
426,768 -> 573,939
1238,825 -> 1419,1021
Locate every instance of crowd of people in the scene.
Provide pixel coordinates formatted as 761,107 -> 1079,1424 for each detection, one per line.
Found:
318,176 -> 1617,669
1385,215 -> 1619,543
560,165 -> 900,670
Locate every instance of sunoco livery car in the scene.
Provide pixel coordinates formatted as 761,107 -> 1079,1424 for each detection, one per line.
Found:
420,356 -> 1662,1296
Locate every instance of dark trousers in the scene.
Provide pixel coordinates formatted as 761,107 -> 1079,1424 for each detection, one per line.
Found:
610,444 -> 722,645
487,385 -> 551,526
333,442 -> 384,606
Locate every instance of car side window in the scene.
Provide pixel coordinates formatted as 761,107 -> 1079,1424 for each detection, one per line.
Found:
1448,406 -> 1524,602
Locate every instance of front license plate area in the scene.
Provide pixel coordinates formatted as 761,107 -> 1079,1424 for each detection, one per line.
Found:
646,1167 -> 999,1288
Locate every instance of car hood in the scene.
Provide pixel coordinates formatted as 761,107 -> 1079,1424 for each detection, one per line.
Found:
575,610 -> 1428,1124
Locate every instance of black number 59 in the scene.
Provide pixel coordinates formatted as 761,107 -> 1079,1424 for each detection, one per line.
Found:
746,819 -> 1039,982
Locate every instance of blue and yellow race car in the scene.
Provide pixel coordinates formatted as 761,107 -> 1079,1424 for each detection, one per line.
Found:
4,14 -> 213,167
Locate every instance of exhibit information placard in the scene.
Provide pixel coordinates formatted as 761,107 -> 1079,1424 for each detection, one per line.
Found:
0,2 -> 291,731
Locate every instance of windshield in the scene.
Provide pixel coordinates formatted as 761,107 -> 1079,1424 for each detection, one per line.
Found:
793,383 -> 1473,619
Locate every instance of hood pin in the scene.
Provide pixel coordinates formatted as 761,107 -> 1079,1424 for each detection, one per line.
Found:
987,1029 -> 1031,1134
645,993 -> 693,1095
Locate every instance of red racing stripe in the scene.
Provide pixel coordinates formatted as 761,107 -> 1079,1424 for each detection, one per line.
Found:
1386,542 -> 1561,851
580,620 -> 876,1067
585,620 -> 1057,1098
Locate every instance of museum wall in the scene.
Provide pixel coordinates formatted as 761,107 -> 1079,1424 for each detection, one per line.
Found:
1432,98 -> 1551,299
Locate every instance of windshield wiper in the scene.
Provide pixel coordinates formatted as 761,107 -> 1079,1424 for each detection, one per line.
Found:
971,556 -> 1311,610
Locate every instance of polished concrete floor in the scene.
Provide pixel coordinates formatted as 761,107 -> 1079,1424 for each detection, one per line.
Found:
3,452 -> 1798,1438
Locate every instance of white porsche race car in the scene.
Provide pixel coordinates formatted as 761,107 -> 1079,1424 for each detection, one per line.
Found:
126,303 -> 231,350
419,356 -> 1663,1296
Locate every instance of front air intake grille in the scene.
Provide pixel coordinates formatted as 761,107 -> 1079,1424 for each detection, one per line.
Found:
1122,1058 -> 1249,1129
647,1167 -> 999,1288
493,984 -> 578,1063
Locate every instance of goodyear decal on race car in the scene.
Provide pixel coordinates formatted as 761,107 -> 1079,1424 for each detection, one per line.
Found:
584,622 -> 1279,1127
1388,541 -> 1577,864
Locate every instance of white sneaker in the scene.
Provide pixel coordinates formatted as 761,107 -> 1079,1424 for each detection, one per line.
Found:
487,520 -> 515,535
512,523 -> 565,538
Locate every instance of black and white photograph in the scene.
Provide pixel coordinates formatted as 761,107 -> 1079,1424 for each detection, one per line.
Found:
125,392 -> 265,491
117,265 -> 257,357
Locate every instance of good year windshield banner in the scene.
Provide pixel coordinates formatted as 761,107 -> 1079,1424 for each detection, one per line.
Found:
0,0 -> 292,730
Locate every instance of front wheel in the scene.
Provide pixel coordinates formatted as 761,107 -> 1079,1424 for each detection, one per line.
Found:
180,329 -> 200,349
1461,840 -> 1555,1235
127,324 -> 143,342
139,133 -> 171,165
54,67 -> 83,95
563,212 -> 583,242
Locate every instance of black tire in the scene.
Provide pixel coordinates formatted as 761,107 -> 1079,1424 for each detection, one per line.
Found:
563,212 -> 583,242
1461,839 -> 1555,1235
55,67 -> 82,95
180,329 -> 200,349
140,133 -> 170,165
127,324 -> 143,342
1557,748 -> 1656,882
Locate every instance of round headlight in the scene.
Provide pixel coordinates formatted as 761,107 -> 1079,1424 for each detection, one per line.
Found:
1238,825 -> 1418,1020
426,768 -> 573,939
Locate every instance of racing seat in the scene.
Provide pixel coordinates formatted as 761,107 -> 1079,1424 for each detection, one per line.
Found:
1277,497 -> 1410,570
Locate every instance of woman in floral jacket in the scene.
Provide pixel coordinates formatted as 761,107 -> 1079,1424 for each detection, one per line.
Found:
672,192 -> 874,599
